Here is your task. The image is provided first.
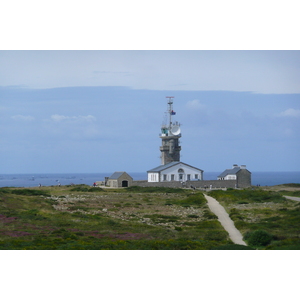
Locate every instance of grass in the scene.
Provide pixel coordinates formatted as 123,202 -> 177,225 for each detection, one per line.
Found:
208,188 -> 300,249
2,185 -> 299,250
0,186 -> 230,250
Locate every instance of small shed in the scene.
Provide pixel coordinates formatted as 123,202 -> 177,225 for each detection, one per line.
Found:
106,172 -> 133,188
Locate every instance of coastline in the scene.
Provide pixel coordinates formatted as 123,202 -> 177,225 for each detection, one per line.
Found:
0,171 -> 299,188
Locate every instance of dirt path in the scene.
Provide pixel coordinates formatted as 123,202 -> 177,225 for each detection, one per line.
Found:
204,194 -> 247,245
283,195 -> 300,202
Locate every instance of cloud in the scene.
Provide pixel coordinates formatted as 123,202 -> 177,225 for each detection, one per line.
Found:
50,114 -> 96,122
279,108 -> 300,117
186,99 -> 205,110
11,115 -> 35,121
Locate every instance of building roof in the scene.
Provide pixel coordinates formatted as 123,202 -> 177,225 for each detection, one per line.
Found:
147,161 -> 203,173
218,167 -> 241,178
109,172 -> 132,180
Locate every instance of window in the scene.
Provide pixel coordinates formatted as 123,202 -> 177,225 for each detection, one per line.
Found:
179,174 -> 183,180
163,174 -> 167,181
187,174 -> 191,180
195,174 -> 198,179
171,174 -> 175,181
178,168 -> 184,173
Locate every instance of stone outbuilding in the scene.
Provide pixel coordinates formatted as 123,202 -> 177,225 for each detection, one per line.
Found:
106,172 -> 133,188
218,164 -> 251,188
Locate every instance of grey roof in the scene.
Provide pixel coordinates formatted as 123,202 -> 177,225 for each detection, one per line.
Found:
218,167 -> 241,178
109,172 -> 128,179
147,161 -> 203,173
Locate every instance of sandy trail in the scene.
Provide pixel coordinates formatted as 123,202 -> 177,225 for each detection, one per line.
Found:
283,195 -> 300,202
204,194 -> 247,245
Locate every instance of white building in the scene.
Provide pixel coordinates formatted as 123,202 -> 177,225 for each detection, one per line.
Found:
147,161 -> 203,183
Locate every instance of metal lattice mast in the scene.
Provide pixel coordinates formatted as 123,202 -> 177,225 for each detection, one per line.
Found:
166,96 -> 174,128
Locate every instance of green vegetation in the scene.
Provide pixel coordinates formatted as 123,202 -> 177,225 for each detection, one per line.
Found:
0,186 -> 229,250
209,189 -> 285,204
244,230 -> 274,248
164,192 -> 206,207
280,183 -> 300,188
279,190 -> 300,197
70,185 -> 104,192
125,186 -> 186,194
212,244 -> 254,250
1,185 -> 299,250
208,188 -> 300,250
6,188 -> 51,197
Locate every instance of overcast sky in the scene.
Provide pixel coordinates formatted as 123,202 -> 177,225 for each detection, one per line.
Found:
1,3 -> 300,174
1,50 -> 300,174
1,51 -> 300,94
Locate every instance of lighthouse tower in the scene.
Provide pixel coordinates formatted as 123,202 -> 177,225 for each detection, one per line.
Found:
160,97 -> 181,165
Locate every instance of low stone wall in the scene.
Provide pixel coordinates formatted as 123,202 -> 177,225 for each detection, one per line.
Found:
132,180 -> 237,189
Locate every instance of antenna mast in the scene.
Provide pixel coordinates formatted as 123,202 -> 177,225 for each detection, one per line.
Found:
166,96 -> 174,128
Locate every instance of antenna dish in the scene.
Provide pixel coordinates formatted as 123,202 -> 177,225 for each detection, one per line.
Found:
170,125 -> 181,135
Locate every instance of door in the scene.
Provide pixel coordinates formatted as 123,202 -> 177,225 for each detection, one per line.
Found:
122,180 -> 128,187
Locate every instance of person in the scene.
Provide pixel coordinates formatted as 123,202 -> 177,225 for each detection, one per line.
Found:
93,182 -> 96,187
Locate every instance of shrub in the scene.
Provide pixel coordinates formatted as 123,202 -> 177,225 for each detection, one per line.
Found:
203,210 -> 218,219
143,214 -> 181,223
209,189 -> 285,204
204,230 -> 228,241
0,188 -> 11,194
245,230 -> 274,247
281,183 -> 300,188
212,244 -> 255,250
70,186 -> 103,192
125,186 -> 185,193
187,214 -> 199,218
11,189 -> 51,197
177,193 -> 206,207
175,227 -> 183,231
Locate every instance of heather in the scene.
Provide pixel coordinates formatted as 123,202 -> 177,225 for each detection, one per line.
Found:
208,188 -> 300,249
0,186 -> 230,250
1,185 -> 299,250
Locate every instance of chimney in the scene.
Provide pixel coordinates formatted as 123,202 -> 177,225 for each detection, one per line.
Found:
240,165 -> 246,169
233,164 -> 238,168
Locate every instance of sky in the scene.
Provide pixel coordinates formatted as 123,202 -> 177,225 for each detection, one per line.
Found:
1,1 -> 300,174
1,51 -> 300,174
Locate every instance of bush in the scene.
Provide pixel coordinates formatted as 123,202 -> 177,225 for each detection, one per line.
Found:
244,230 -> 274,247
70,185 -> 103,192
212,244 -> 255,250
203,210 -> 218,219
209,189 -> 285,204
125,186 -> 185,193
177,193 -> 206,207
11,189 -> 51,197
187,214 -> 199,218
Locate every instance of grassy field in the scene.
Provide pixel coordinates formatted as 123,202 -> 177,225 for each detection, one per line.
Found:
0,185 -> 234,250
208,186 -> 300,249
1,184 -> 299,250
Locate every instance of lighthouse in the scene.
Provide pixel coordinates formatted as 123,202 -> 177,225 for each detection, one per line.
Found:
147,96 -> 203,183
160,97 -> 182,165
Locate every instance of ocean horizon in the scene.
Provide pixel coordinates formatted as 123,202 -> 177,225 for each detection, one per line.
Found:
0,172 -> 299,188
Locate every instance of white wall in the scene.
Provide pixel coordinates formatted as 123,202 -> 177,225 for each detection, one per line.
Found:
148,172 -> 159,182
160,163 -> 203,182
224,175 -> 237,180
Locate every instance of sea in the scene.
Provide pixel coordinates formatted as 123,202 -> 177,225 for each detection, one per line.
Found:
0,172 -> 299,188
